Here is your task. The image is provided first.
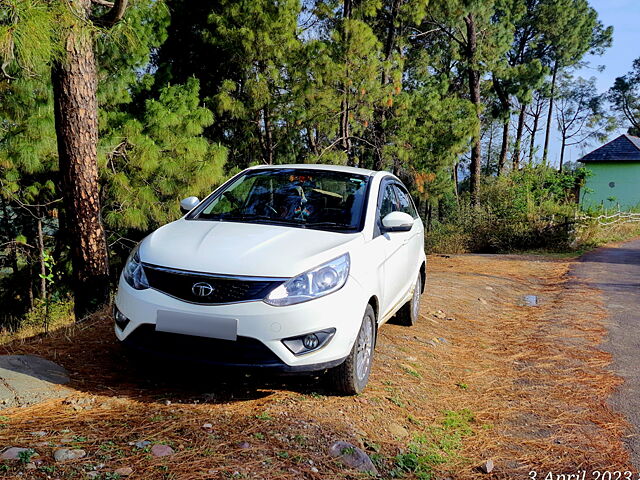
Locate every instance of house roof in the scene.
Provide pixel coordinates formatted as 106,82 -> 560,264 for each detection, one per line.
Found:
579,134 -> 640,163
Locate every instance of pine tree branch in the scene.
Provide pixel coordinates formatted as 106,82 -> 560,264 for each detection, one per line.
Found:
93,0 -> 128,28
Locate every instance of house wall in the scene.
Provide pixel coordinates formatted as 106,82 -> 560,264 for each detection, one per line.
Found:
581,162 -> 640,210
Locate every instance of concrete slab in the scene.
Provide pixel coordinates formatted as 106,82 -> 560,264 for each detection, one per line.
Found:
0,355 -> 70,408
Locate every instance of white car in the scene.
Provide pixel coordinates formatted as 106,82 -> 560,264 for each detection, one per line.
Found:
114,164 -> 426,394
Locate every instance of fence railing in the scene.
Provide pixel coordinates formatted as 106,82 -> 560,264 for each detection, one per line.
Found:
578,211 -> 640,227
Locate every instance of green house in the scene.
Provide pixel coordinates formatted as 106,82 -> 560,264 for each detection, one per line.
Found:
579,134 -> 640,211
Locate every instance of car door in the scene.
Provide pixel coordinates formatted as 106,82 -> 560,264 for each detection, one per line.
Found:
376,180 -> 413,318
392,183 -> 423,294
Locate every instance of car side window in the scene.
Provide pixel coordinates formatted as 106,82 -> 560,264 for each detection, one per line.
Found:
393,185 -> 419,219
378,184 -> 398,219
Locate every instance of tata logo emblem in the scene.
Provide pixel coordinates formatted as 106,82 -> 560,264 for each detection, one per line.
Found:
192,282 -> 214,297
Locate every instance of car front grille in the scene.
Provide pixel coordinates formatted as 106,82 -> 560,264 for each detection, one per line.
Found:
142,264 -> 284,304
124,324 -> 284,367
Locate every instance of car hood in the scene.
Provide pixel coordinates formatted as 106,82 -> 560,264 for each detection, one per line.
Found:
139,219 -> 362,278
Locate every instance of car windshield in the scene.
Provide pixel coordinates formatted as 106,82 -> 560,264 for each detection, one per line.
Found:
191,168 -> 370,232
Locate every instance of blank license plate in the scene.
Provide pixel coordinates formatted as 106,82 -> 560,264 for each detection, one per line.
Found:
156,310 -> 238,341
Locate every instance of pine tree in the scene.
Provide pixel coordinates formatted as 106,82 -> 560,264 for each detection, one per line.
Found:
425,0 -> 519,206
537,0 -> 612,165
608,58 -> 640,135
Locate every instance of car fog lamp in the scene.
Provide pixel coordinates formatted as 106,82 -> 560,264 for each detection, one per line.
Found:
282,328 -> 336,355
302,333 -> 320,350
113,306 -> 130,330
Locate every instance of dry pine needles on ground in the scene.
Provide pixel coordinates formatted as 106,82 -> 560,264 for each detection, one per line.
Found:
0,254 -> 631,479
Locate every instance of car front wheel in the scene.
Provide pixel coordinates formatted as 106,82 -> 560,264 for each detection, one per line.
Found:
329,304 -> 376,395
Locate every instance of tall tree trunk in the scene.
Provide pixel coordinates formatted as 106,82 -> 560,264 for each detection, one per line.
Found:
453,162 -> 459,202
306,127 -> 319,156
373,0 -> 401,170
341,0 -> 354,165
486,124 -> 494,175
513,104 -> 526,171
497,119 -> 509,176
542,60 -> 558,166
559,138 -> 566,172
259,107 -> 274,165
36,214 -> 46,301
465,14 -> 481,206
528,102 -> 540,165
52,0 -> 109,320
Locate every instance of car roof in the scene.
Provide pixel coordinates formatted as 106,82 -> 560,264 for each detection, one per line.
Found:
247,163 -> 380,177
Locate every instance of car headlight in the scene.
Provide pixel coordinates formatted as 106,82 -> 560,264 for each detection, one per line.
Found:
264,253 -> 350,306
122,245 -> 149,290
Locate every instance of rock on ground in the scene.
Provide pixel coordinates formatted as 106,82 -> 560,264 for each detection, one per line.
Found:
0,447 -> 36,460
328,441 -> 378,475
480,459 -> 494,473
0,355 -> 70,408
53,448 -> 86,462
151,444 -> 175,457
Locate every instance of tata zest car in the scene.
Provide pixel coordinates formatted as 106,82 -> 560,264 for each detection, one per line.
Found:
114,164 -> 426,394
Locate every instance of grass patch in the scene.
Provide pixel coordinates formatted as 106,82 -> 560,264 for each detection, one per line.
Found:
400,364 -> 422,379
391,409 -> 474,479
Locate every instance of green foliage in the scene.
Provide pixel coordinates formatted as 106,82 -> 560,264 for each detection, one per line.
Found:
608,57 -> 640,134
101,78 -> 226,231
0,0 -> 616,331
391,409 -> 474,479
17,448 -> 36,464
426,166 -> 586,253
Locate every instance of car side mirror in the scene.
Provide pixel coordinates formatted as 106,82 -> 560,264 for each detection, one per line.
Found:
180,196 -> 200,214
381,211 -> 414,232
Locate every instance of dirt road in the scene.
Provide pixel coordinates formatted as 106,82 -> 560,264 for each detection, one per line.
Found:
0,253 -> 632,479
572,237 -> 640,468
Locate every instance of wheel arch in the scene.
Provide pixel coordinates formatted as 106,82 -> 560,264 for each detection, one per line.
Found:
367,295 -> 379,322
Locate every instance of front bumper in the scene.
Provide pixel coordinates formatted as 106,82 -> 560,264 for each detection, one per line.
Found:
114,274 -> 367,371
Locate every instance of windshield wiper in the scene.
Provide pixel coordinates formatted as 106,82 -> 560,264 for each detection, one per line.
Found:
304,221 -> 357,230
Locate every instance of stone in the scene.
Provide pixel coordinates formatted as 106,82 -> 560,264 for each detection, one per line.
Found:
114,467 -> 133,476
86,472 -> 99,479
0,355 -> 70,408
0,447 -> 36,460
433,310 -> 446,319
25,462 -> 37,470
237,441 -> 251,449
479,459 -> 494,474
310,466 -> 319,473
134,440 -> 151,449
388,423 -> 409,438
53,448 -> 86,462
151,444 -> 174,457
202,423 -> 213,430
30,431 -> 47,437
328,441 -> 377,475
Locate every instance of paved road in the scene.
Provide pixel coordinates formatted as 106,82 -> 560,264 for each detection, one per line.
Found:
572,237 -> 640,468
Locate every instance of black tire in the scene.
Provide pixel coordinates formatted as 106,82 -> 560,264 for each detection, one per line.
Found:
329,304 -> 376,395
395,273 -> 422,327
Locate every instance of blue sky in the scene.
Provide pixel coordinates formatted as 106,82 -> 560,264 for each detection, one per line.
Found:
546,0 -> 639,166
